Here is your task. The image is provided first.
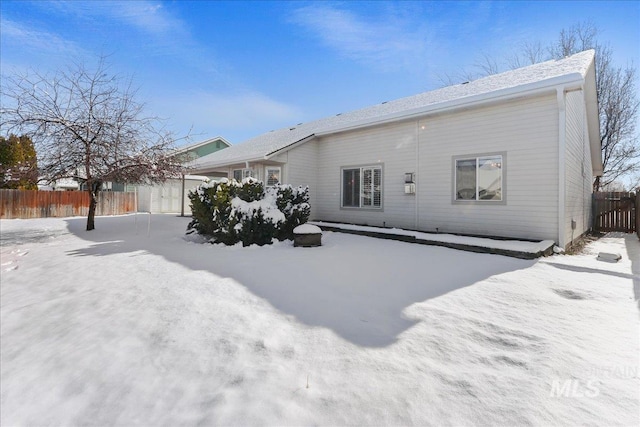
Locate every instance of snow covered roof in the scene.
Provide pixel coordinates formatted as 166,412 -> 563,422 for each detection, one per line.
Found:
173,136 -> 231,156
193,50 -> 597,171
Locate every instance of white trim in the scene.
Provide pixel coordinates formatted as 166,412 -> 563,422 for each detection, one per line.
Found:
197,80 -> 586,172
340,165 -> 383,210
315,76 -> 584,138
453,154 -> 505,203
415,121 -> 420,230
557,88 -> 567,248
197,156 -> 265,171
174,137 -> 231,155
264,134 -> 316,160
190,52 -> 598,176
232,168 -> 254,181
264,166 -> 281,187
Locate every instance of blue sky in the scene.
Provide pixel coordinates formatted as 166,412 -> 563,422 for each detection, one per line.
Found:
1,1 -> 638,147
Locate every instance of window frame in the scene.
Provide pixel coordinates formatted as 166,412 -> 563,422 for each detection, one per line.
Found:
232,168 -> 253,182
340,164 -> 384,210
452,152 -> 506,205
264,166 -> 281,187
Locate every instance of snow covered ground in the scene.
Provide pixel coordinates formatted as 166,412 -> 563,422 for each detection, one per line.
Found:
1,214 -> 638,426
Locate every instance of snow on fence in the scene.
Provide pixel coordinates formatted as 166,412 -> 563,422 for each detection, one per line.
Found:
592,191 -> 637,234
0,189 -> 137,219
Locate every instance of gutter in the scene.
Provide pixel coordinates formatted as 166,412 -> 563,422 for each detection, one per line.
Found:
314,73 -> 586,137
264,134 -> 316,160
191,72 -> 589,173
191,155 -> 265,172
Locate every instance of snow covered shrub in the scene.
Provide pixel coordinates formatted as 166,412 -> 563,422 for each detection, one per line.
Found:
230,187 -> 285,246
235,177 -> 264,202
187,178 -> 239,245
274,183 -> 311,240
187,178 -> 310,246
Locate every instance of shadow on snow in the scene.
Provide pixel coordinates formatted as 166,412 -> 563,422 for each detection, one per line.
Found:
625,234 -> 640,311
64,214 -> 535,347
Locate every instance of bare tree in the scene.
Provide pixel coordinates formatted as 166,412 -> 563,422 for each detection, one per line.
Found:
548,21 -> 598,59
547,22 -> 639,190
1,59 -> 185,230
474,52 -> 501,77
507,41 -> 548,69
442,22 -> 639,191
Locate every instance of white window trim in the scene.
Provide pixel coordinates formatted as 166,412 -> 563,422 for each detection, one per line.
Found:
232,168 -> 253,181
340,164 -> 383,210
452,153 -> 506,204
264,166 -> 281,187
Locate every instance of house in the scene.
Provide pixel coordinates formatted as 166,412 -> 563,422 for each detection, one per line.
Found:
38,178 -> 79,191
133,136 -> 231,214
191,50 -> 602,249
171,136 -> 233,163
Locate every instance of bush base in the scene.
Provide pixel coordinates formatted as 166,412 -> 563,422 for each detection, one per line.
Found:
294,233 -> 322,247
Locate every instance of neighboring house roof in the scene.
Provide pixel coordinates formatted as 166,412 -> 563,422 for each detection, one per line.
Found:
193,50 -> 600,173
49,178 -> 79,190
174,136 -> 231,161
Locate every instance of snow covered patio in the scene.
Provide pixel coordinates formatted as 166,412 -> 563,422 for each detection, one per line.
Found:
1,214 -> 638,425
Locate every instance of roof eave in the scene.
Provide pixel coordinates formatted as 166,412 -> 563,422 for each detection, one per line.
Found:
190,155 -> 265,173
583,58 -> 603,176
315,72 -> 586,137
264,134 -> 317,159
174,136 -> 233,155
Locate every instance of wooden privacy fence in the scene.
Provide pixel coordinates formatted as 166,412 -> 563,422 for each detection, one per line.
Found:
0,190 -> 137,219
592,191 -> 637,234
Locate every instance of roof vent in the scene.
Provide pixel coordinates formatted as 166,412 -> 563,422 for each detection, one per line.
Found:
382,101 -> 388,104
336,113 -> 342,116
461,81 -> 469,85
289,127 -> 296,131
297,122 -> 303,125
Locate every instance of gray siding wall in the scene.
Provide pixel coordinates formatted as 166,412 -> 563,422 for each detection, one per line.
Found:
416,93 -> 560,241
291,93 -> 561,242
564,89 -> 593,246
280,142 -> 319,218
314,121 -> 419,229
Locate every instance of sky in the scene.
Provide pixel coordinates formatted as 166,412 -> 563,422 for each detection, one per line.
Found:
1,1 -> 638,147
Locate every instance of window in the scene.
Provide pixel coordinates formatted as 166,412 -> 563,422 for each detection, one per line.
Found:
455,155 -> 503,201
232,168 -> 253,182
342,165 -> 382,208
265,167 -> 281,187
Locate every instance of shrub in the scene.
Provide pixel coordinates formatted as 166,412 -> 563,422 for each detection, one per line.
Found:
187,178 -> 310,246
274,183 -> 311,240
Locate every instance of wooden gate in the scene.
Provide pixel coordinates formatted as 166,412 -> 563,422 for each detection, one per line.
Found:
592,191 -> 637,233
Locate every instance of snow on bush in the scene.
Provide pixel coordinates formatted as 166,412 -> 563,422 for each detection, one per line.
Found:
188,178 -> 310,246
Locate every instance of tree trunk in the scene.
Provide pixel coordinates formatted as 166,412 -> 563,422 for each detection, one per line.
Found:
86,180 -> 101,231
87,188 -> 97,231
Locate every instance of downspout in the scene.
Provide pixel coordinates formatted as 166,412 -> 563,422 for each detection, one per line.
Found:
415,120 -> 420,230
557,87 -> 567,249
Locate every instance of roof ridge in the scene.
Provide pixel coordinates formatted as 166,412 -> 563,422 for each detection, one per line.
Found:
193,50 -> 595,171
